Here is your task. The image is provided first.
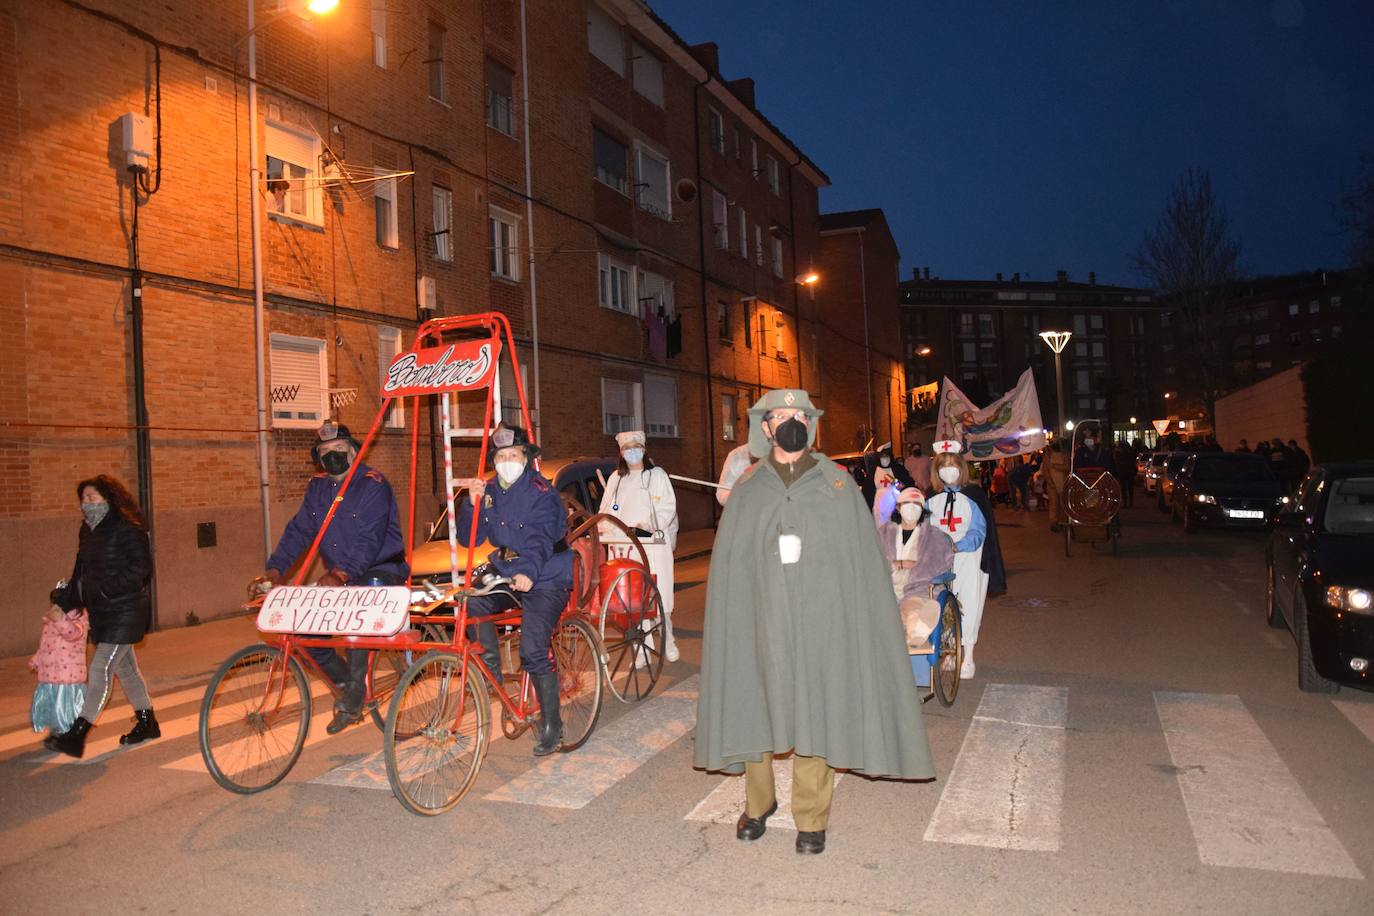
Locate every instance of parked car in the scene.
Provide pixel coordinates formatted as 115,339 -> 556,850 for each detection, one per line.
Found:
1170,452 -> 1283,531
1142,452 -> 1169,494
1135,452 -> 1152,476
411,455 -> 619,584
1155,452 -> 1192,511
1267,462 -> 1374,693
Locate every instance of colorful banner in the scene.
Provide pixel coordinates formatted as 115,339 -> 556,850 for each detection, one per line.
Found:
935,368 -> 1047,461
383,339 -> 500,397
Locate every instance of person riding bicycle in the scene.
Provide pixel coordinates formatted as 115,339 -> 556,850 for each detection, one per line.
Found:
255,421 -> 408,735
455,424 -> 572,757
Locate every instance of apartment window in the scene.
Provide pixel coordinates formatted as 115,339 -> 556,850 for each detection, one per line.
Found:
961,342 -> 976,362
378,327 -> 404,428
1075,369 -> 1090,393
766,156 -> 780,195
721,393 -> 737,441
498,358 -> 529,417
644,373 -> 678,437
1310,328 -> 1322,343
485,59 -> 515,135
1073,313 -> 1087,336
711,189 -> 728,249
1090,314 -> 1104,331
634,143 -> 671,219
1308,299 -> 1320,314
1254,333 -> 1270,346
374,177 -> 398,249
1091,341 -> 1105,358
587,4 -> 624,75
717,299 -> 731,341
431,186 -> 452,261
1288,331 -> 1302,346
370,7 -> 386,68
598,253 -> 634,314
743,299 -> 752,348
708,107 -> 725,154
489,208 -> 520,281
732,125 -> 742,160
630,42 -> 663,106
637,268 -> 674,318
737,207 -> 747,258
427,22 -> 446,103
1288,302 -> 1299,316
593,127 -> 627,193
602,377 -> 641,434
1074,341 -> 1088,357
1332,325 -> 1343,338
754,225 -> 763,267
1331,295 -> 1342,309
771,236 -> 783,278
1257,360 -> 1273,370
265,122 -> 321,225
978,313 -> 994,336
750,140 -> 759,179
270,334 -> 327,429
958,313 -> 974,335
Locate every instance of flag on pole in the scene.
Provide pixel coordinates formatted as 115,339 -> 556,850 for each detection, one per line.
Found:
935,368 -> 1047,461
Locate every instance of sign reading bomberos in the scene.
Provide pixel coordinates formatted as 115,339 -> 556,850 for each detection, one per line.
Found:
383,339 -> 500,397
257,586 -> 411,636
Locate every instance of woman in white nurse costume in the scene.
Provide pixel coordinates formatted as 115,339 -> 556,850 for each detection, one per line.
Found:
597,430 -> 680,661
925,440 -> 988,678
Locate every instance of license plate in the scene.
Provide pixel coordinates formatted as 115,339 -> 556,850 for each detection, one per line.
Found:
1226,509 -> 1265,519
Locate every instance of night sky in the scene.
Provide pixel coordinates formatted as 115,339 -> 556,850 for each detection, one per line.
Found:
652,0 -> 1374,287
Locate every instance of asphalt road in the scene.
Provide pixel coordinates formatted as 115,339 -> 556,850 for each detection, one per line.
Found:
1,499 -> 1372,915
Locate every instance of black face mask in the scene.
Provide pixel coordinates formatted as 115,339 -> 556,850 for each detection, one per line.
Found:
771,417 -> 809,453
320,450 -> 351,475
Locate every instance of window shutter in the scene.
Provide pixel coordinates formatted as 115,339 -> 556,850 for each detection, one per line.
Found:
270,335 -> 327,427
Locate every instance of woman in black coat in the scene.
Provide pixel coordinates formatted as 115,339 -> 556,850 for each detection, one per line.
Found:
45,475 -> 159,758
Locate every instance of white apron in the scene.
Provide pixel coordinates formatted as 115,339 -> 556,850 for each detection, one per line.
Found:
925,490 -> 988,646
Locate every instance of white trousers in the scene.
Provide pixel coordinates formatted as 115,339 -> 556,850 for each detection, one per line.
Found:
951,548 -> 988,646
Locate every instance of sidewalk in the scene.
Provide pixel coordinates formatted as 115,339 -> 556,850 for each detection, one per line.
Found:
674,527 -> 717,563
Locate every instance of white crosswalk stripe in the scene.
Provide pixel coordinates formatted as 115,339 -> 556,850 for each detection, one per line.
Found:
1154,691 -> 1362,879
0,680 -> 217,757
923,683 -> 1068,851
685,758 -> 845,831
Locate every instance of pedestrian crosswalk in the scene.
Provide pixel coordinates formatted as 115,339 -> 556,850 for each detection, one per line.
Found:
3,676 -> 1371,880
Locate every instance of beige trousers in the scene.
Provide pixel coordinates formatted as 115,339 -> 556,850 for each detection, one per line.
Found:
745,753 -> 835,832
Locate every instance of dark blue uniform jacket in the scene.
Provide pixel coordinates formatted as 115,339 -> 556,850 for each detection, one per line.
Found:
268,464 -> 409,582
455,465 -> 572,591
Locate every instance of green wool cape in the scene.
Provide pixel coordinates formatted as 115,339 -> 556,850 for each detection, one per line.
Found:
693,453 -> 936,779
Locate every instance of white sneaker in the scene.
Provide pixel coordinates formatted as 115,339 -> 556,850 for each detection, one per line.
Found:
665,637 -> 680,663
960,645 -> 976,680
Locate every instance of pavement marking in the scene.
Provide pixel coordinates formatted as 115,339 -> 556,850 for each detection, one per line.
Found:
0,681 -> 218,757
1216,581 -> 1233,593
685,758 -> 846,831
1333,700 -> 1374,746
923,683 -> 1068,851
482,675 -> 699,809
159,679 -> 337,773
1262,631 -> 1289,650
1154,691 -> 1362,879
1232,598 -> 1251,616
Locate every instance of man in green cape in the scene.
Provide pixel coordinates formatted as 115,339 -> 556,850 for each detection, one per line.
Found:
694,389 -> 936,856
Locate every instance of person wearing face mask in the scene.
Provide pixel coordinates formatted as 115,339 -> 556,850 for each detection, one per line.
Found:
455,424 -> 573,756
1072,426 -> 1116,476
254,421 -> 408,735
695,389 -> 935,856
598,430 -> 681,661
45,475 -> 156,758
862,442 -> 915,511
878,487 -> 955,667
926,442 -> 989,679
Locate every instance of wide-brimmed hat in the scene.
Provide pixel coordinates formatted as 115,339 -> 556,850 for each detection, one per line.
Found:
747,389 -> 823,456
614,430 -> 646,449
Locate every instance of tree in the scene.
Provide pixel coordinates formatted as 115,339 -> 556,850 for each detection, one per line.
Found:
1338,151 -> 1374,270
1130,168 -> 1243,425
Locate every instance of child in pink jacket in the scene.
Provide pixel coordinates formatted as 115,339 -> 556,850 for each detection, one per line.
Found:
30,603 -> 89,735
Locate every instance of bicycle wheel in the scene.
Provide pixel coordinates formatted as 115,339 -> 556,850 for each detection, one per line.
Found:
368,648 -> 414,732
933,591 -> 962,707
199,644 -> 311,794
384,651 -> 490,817
554,617 -> 604,751
598,567 -> 665,704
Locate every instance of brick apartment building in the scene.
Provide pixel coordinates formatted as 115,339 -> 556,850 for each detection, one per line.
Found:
0,0 -> 857,655
899,271 -> 1160,443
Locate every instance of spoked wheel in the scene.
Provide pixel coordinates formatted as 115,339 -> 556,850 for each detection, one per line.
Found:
500,677 -> 532,740
367,648 -> 414,732
554,617 -> 604,751
933,592 -> 963,707
199,644 -> 311,794
598,565 -> 666,703
384,651 -> 490,816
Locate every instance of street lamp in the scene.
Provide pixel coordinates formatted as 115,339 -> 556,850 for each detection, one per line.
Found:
1038,330 -> 1072,445
916,345 -> 932,357
243,0 -> 340,559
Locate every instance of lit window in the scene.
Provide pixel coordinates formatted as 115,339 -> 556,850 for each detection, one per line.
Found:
597,253 -> 634,314
378,327 -> 405,428
602,377 -> 642,434
374,177 -> 398,249
489,208 -> 520,281
265,122 -> 321,225
485,59 -> 515,135
593,127 -> 627,193
630,42 -> 663,106
767,156 -> 780,195
371,7 -> 386,68
771,236 -> 783,278
634,143 -> 671,219
711,189 -> 728,249
708,108 -> 725,155
644,373 -> 678,437
431,186 -> 452,262
587,4 -> 624,75
270,334 -> 327,429
427,22 -> 446,103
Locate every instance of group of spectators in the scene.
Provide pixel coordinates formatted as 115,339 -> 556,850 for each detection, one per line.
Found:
1234,437 -> 1311,491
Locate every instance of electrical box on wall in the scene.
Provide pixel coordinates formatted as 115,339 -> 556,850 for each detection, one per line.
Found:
417,276 -> 436,311
118,112 -> 152,171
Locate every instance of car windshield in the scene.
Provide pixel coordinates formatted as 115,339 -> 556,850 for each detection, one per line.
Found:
1323,477 -> 1374,535
1191,457 -> 1275,483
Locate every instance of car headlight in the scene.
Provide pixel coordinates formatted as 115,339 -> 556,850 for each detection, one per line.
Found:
1326,586 -> 1374,614
1194,494 -> 1216,504
1277,495 -> 1291,506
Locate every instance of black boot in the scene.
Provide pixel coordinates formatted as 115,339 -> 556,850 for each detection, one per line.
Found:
531,672 -> 563,757
326,650 -> 369,735
120,709 -> 160,746
46,717 -> 93,759
470,620 -> 503,687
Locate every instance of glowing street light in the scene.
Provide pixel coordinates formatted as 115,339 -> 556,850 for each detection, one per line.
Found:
1038,330 -> 1072,449
307,0 -> 340,12
916,346 -> 932,357
796,271 -> 820,286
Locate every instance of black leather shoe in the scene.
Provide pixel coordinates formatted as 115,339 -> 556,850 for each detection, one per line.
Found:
796,830 -> 826,855
735,799 -> 778,841
325,706 -> 363,735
